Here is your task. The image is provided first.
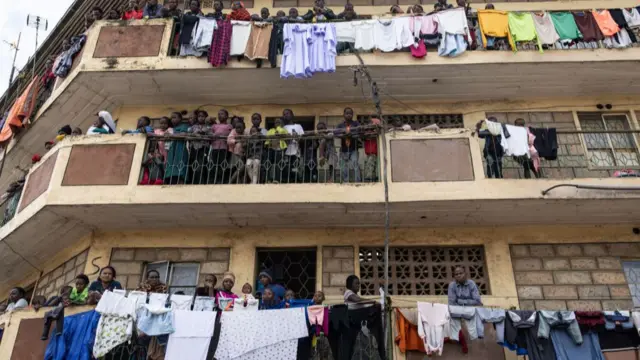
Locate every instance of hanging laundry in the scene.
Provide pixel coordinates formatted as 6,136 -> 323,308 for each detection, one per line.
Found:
417,302 -> 450,355
435,8 -> 470,57
192,17 -> 217,54
210,19 -> 233,67
93,291 -> 138,358
573,12 -> 604,42
44,310 -> 101,360
477,10 -> 511,48
449,306 -> 483,341
113,289 -> 148,310
193,296 -> 216,311
395,308 -> 426,353
281,24 -> 312,78
354,20 -> 376,51
530,127 -> 558,160
335,21 -> 356,43
309,23 -> 337,74
476,308 -> 506,344
215,307 -> 308,360
268,22 -> 285,68
351,322 -> 383,360
598,311 -> 640,351
148,292 -> 169,308
505,310 -> 555,360
531,12 -> 560,45
592,10 -> 621,36
604,28 -> 633,48
374,19 -> 399,52
550,12 -> 583,40
508,12 -> 542,52
609,9 -> 637,41
501,124 -> 529,157
170,294 -> 194,310
53,35 -> 86,78
137,305 -> 175,336
410,15 -> 438,37
623,8 -> 640,41
234,297 -> 259,310
230,21 -> 252,56
245,22 -> 273,60
165,310 -> 217,360
394,17 -> 415,49
537,311 -> 583,344
329,304 -> 386,360
552,330 -> 605,360
180,14 -> 200,45
308,305 -> 329,335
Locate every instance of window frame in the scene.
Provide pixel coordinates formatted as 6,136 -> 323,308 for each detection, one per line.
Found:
579,112 -> 640,170
143,261 -> 201,295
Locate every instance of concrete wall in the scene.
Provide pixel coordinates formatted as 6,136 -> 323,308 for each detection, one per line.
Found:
35,248 -> 89,300
511,243 -> 639,311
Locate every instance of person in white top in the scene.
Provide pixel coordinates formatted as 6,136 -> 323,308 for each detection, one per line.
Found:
282,109 -> 305,183
4,287 -> 28,312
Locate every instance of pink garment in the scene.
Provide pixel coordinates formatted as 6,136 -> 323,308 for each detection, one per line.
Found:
410,15 -> 438,36
212,123 -> 233,150
527,128 -> 540,171
154,128 -> 168,161
227,129 -> 245,155
307,306 -> 329,335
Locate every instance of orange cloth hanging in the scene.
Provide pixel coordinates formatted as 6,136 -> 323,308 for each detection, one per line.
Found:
592,10 -> 620,36
395,308 -> 426,353
0,76 -> 41,144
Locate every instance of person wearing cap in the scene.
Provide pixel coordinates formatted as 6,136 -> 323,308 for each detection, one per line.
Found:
257,269 -> 286,301
217,272 -> 239,309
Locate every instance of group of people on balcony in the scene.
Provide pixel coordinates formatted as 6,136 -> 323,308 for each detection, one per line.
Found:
87,107 -> 381,185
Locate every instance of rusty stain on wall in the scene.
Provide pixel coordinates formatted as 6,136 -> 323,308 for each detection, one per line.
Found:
18,152 -> 57,212
93,25 -> 165,58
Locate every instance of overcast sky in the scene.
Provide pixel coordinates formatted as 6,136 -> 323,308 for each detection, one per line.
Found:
0,0 -> 74,95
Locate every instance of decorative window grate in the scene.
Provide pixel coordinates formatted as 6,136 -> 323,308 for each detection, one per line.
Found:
359,246 -> 489,296
357,114 -> 464,130
256,248 -> 317,299
578,112 -> 640,169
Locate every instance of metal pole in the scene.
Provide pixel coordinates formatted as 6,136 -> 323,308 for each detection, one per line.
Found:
32,17 -> 40,80
353,52 -> 392,359
7,33 -> 21,87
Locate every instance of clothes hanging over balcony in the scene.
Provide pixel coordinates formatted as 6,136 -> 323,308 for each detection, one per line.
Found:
477,10 -> 510,48
281,23 -> 337,79
245,22 -> 273,60
532,12 -> 560,45
508,12 -> 542,52
230,21 -> 252,56
0,76 -> 40,144
165,310 -> 218,360
210,19 -> 233,67
530,127 -> 558,160
44,310 -> 101,360
435,8 -> 470,57
550,12 -> 583,40
573,12 -> 604,41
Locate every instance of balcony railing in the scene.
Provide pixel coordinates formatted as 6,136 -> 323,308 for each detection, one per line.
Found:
482,129 -> 640,179
141,128 -> 381,185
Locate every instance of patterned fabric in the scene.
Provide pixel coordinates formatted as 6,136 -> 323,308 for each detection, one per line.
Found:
351,328 -> 382,360
210,20 -> 233,67
364,155 -> 378,181
137,281 -> 168,294
193,296 -> 216,311
312,333 -> 334,360
93,314 -> 133,358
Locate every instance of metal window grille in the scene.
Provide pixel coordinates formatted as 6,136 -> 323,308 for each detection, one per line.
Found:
357,113 -> 464,130
256,248 -> 317,299
623,261 -> 640,308
578,112 -> 640,169
359,246 -> 490,296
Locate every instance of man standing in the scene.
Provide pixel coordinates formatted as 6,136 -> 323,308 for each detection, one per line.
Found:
336,107 -> 361,183
283,109 -> 304,183
448,266 -> 483,306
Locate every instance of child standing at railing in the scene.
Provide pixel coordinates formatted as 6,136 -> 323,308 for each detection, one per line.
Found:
317,122 -> 337,183
246,127 -> 264,184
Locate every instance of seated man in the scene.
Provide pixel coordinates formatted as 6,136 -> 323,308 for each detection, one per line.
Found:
337,3 -> 358,20
448,266 -> 482,306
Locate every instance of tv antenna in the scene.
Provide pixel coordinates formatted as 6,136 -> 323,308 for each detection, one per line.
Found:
26,15 -> 49,79
2,32 -> 21,87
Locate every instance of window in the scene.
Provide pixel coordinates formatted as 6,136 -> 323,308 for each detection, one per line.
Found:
623,261 -> 640,307
359,246 -> 489,296
144,262 -> 200,295
579,112 -> 640,168
256,248 -> 317,299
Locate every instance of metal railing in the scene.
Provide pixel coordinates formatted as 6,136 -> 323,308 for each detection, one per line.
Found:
481,129 -> 640,179
140,127 -> 381,185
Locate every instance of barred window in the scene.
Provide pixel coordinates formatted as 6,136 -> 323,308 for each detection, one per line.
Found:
357,114 -> 464,130
359,246 -> 489,296
256,248 -> 317,299
578,112 -> 640,169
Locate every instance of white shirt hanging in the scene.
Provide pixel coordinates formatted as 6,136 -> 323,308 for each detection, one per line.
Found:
374,19 -> 398,52
335,21 -> 356,43
501,124 -> 530,157
434,7 -> 471,39
624,8 -> 640,27
354,20 -> 376,51
532,12 -> 560,45
394,17 -> 415,48
165,310 -> 217,360
230,21 -> 252,56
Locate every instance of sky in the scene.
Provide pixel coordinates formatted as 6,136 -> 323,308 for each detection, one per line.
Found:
0,0 -> 74,95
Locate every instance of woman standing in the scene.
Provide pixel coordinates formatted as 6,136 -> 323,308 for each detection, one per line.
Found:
88,266 -> 123,303
164,112 -> 190,184
137,270 -> 168,293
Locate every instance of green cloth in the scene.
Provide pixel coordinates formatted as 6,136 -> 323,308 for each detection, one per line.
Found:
70,287 -> 88,304
508,12 -> 542,52
164,123 -> 190,181
550,12 -> 582,40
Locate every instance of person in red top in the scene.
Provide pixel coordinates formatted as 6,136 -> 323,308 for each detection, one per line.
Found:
229,1 -> 251,20
364,117 -> 381,182
122,0 -> 143,20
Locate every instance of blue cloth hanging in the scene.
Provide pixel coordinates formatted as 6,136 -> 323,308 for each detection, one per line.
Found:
45,310 -> 101,360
